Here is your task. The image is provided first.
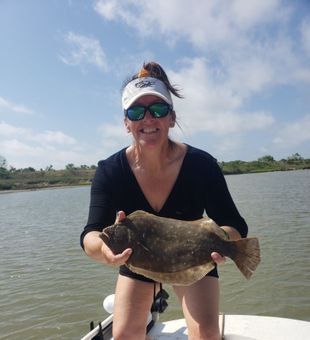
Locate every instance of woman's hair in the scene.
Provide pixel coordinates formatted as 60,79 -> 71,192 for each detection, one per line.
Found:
122,61 -> 183,99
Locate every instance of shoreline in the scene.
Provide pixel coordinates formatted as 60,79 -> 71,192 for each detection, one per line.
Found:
1,168 -> 309,194
0,184 -> 90,194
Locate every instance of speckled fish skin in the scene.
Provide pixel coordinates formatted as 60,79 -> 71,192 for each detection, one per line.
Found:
100,210 -> 260,285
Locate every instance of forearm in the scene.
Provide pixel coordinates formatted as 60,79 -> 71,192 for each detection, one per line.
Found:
82,226 -> 132,266
83,231 -> 106,263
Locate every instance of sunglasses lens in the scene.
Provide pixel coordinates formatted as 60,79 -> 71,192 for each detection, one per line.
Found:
126,106 -> 145,121
126,103 -> 172,121
149,103 -> 170,118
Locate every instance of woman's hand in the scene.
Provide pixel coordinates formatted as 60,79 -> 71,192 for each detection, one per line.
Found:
100,242 -> 132,266
100,210 -> 132,265
83,210 -> 132,266
211,225 -> 242,265
211,252 -> 226,265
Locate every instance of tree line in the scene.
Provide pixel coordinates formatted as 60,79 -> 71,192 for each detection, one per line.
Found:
219,153 -> 310,175
0,153 -> 309,190
0,156 -> 97,178
0,155 -> 98,190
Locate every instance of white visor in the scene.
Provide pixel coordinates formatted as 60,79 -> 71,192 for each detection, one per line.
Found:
122,77 -> 173,110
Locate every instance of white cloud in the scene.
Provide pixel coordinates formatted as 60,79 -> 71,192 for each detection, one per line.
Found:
31,131 -> 76,145
59,32 -> 108,72
0,138 -> 86,169
169,58 -> 274,135
300,18 -> 310,56
94,0 -> 119,20
193,111 -> 274,135
98,119 -> 131,149
0,119 -> 132,169
230,0 -> 287,28
0,121 -> 28,136
94,0 -> 285,46
0,139 -> 44,157
92,1 -> 310,159
273,115 -> 310,148
0,96 -> 34,114
0,122 -> 76,145
94,0 -> 309,88
0,121 -> 81,169
215,135 -> 244,159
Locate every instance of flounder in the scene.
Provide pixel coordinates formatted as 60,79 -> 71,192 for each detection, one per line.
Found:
100,210 -> 260,285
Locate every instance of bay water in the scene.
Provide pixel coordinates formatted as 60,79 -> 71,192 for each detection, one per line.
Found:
0,170 -> 309,339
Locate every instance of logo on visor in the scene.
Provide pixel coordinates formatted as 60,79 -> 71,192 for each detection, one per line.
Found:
135,80 -> 155,88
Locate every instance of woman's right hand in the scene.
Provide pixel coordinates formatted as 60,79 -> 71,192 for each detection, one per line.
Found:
83,210 -> 132,266
100,241 -> 132,266
100,211 -> 132,265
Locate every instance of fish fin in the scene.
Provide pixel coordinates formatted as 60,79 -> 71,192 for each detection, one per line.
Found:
128,262 -> 215,286
231,237 -> 260,279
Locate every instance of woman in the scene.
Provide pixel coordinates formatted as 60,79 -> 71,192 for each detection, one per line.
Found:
80,62 -> 248,340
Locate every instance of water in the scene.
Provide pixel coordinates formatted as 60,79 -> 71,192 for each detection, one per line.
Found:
0,170 -> 309,339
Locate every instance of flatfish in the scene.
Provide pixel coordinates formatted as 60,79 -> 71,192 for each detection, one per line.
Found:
100,210 -> 260,285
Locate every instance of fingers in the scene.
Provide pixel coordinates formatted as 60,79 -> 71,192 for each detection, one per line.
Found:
115,210 -> 126,223
108,248 -> 132,266
114,248 -> 132,263
101,241 -> 132,266
211,252 -> 226,265
100,212 -> 130,266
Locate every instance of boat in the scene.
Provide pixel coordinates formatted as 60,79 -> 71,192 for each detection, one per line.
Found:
81,291 -> 310,340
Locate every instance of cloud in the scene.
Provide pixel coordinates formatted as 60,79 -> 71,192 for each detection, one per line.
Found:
300,18 -> 310,56
94,0 -> 285,46
0,139 -> 45,157
169,58 -> 274,135
273,115 -> 310,148
0,121 -> 77,145
94,0 -> 309,88
94,0 -> 119,20
0,120 -> 130,169
93,2 -> 310,159
31,131 -> 76,145
0,96 -> 34,114
0,121 -> 28,136
0,138 -> 87,169
59,32 -> 108,72
0,121 -> 81,169
98,119 -> 131,149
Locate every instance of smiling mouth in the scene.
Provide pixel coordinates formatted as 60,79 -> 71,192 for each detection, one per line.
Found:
140,128 -> 159,134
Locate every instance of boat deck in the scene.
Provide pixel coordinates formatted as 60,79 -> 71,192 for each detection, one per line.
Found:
148,315 -> 310,339
81,314 -> 310,340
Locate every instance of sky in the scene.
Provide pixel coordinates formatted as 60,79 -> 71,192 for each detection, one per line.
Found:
0,0 -> 309,170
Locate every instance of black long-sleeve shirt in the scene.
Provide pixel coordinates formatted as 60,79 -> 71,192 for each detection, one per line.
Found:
80,144 -> 248,249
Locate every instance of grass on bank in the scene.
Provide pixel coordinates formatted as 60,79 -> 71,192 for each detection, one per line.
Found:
0,168 -> 94,191
0,155 -> 309,191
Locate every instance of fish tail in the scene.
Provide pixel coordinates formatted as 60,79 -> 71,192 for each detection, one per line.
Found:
230,237 -> 260,279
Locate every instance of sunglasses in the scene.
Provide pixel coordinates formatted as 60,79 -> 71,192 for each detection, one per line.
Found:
125,102 -> 173,121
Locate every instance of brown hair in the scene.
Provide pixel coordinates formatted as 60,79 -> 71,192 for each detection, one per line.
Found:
122,61 -> 184,99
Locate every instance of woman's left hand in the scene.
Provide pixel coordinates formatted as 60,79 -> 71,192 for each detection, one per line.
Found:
211,252 -> 226,265
211,225 -> 241,264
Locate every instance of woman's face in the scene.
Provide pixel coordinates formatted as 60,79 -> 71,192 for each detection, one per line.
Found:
124,95 -> 175,148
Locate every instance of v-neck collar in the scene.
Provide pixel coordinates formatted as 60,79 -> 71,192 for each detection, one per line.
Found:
121,145 -> 189,214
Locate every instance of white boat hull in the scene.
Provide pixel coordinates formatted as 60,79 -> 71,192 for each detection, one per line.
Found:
149,314 -> 310,339
81,314 -> 310,339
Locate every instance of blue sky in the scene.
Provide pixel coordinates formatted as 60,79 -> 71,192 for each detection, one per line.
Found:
0,0 -> 309,169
